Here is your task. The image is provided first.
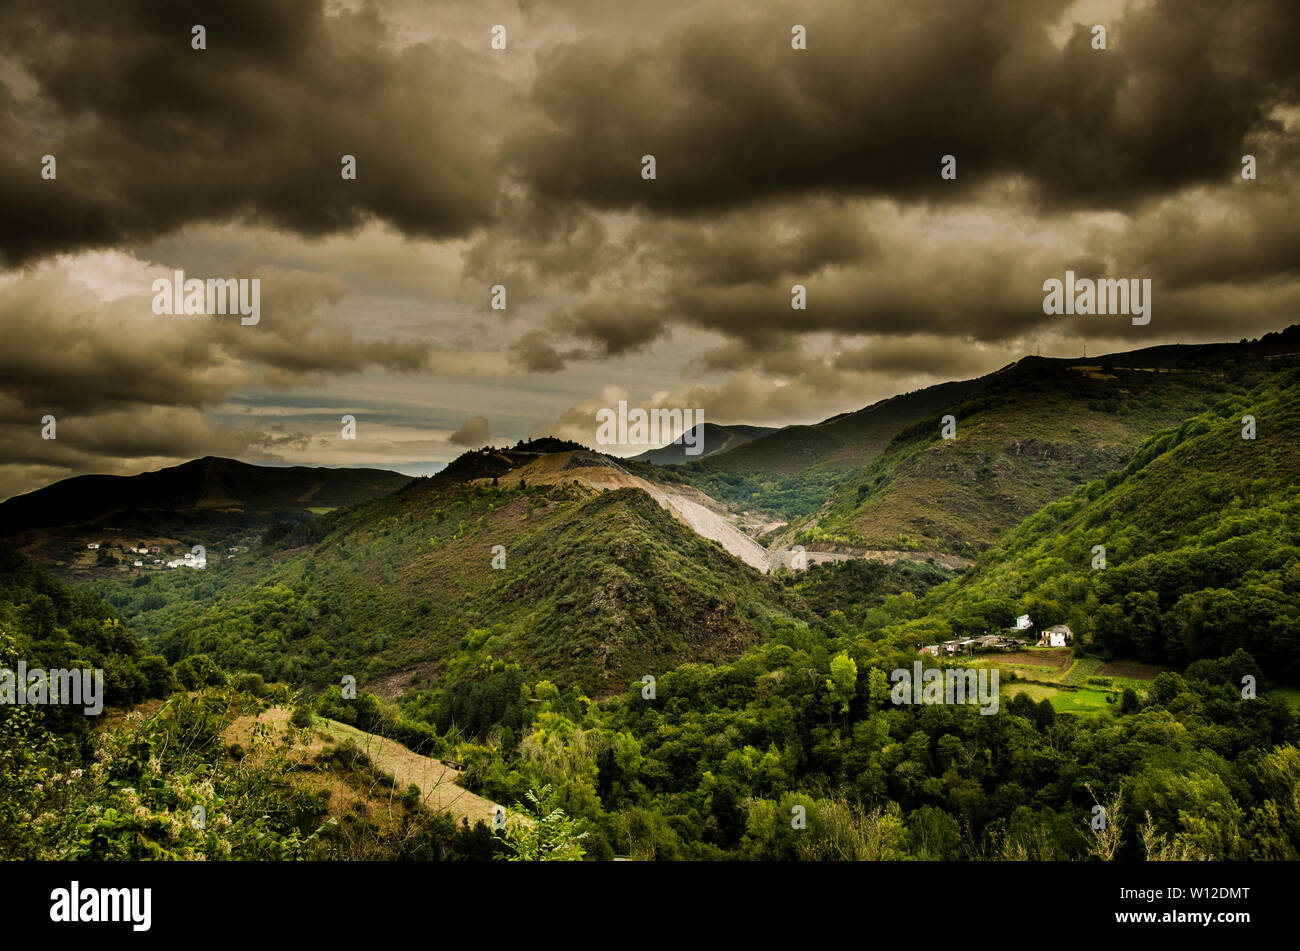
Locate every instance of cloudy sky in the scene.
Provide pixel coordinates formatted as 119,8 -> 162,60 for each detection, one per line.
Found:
1,0 -> 1298,498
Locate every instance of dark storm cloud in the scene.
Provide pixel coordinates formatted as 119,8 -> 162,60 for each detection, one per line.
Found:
833,335 -> 1005,377
7,0 -> 1296,270
1120,168 -> 1300,292
561,298 -> 669,355
460,196 -> 618,296
636,199 -> 878,288
509,330 -> 569,373
658,221 -> 1060,345
0,260 -> 437,418
0,0 -> 503,265
447,415 -> 491,446
692,331 -> 811,375
0,402 -> 267,504
3,0 -> 1300,484
510,0 -> 1300,214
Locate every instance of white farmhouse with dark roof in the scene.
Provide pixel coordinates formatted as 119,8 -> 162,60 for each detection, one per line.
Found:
1039,624 -> 1072,648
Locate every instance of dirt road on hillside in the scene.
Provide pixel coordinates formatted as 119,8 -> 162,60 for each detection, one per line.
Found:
482,451 -> 971,575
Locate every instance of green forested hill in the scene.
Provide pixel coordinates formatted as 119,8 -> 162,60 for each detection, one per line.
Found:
638,377 -> 984,519
0,545 -> 170,716
875,368 -> 1300,678
641,337 -> 1300,530
0,547 -> 501,862
682,378 -> 986,477
799,341 -> 1300,554
122,476 -> 821,694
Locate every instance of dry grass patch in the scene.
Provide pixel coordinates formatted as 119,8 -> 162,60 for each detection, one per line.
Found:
222,707 -> 499,826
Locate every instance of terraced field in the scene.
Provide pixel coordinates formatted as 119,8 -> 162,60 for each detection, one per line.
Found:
972,648 -> 1165,714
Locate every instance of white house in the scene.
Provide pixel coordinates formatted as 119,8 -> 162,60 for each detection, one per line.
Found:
86,542 -> 100,550
1012,614 -> 1032,631
133,560 -> 143,567
1039,624 -> 1073,648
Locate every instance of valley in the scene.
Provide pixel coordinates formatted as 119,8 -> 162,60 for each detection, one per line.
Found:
3,329 -> 1300,862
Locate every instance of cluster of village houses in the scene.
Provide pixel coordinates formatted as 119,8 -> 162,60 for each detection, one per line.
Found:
920,614 -> 1073,657
86,541 -> 241,569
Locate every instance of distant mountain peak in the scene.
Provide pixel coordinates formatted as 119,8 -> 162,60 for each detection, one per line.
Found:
630,422 -> 777,465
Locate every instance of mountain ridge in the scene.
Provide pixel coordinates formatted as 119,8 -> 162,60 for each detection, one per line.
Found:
0,456 -> 413,535
629,422 -> 777,465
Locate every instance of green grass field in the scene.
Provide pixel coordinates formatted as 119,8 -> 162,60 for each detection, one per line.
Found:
1001,681 -> 1117,715
972,649 -> 1169,716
